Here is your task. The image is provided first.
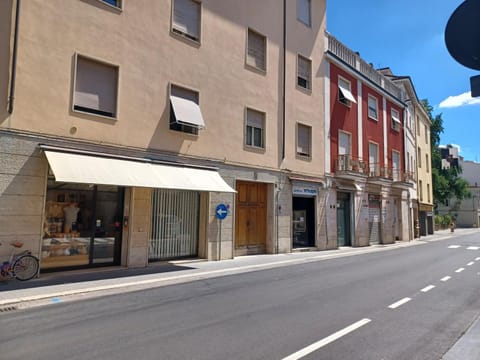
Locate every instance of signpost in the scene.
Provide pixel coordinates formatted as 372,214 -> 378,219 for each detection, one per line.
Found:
215,204 -> 228,260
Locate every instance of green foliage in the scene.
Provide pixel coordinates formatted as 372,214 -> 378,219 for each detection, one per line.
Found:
422,99 -> 471,210
435,214 -> 453,229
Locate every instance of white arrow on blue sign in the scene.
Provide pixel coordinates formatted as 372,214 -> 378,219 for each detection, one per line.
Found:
215,204 -> 228,220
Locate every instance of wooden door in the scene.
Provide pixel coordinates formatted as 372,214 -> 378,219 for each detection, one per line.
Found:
235,181 -> 267,249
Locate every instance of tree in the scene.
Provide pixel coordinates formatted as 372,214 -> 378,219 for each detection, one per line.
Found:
421,99 -> 470,213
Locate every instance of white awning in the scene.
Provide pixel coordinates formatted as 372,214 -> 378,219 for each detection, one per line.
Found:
44,151 -> 235,193
392,116 -> 401,124
338,85 -> 357,103
170,95 -> 205,128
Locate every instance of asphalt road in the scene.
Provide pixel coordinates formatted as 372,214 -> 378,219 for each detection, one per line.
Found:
1,233 -> 480,360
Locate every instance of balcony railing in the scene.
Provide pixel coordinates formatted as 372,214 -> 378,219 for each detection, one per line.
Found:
326,32 -> 402,99
335,155 -> 367,174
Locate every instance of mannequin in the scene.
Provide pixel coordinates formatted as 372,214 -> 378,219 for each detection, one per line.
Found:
63,202 -> 80,233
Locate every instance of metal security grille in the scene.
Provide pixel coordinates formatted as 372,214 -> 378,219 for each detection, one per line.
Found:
149,189 -> 199,261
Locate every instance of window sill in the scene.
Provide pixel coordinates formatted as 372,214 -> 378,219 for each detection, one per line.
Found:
338,100 -> 352,108
296,84 -> 312,95
244,144 -> 266,154
72,107 -> 118,122
245,63 -> 267,75
170,29 -> 201,47
296,153 -> 312,162
95,0 -> 123,12
368,116 -> 378,122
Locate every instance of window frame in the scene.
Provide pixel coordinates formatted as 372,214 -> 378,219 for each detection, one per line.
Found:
418,147 -> 422,168
338,76 -> 353,107
391,108 -> 401,132
296,54 -> 312,91
367,94 -> 378,121
99,0 -> 122,9
171,0 -> 202,43
297,0 -> 311,27
296,123 -> 312,159
72,53 -> 119,120
245,107 -> 266,150
246,28 -> 267,73
338,130 -> 351,156
169,83 -> 202,136
392,150 -> 401,181
368,141 -> 380,176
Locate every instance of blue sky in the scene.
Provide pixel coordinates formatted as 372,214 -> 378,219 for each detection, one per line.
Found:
327,0 -> 480,162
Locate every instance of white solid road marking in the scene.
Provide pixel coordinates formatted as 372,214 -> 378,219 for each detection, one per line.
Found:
448,245 -> 461,249
421,285 -> 435,293
467,246 -> 479,250
467,262 -> 475,266
281,319 -> 371,360
388,297 -> 412,309
441,276 -> 451,282
455,268 -> 465,273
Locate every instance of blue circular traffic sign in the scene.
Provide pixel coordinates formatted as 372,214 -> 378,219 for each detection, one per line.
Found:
215,204 -> 228,220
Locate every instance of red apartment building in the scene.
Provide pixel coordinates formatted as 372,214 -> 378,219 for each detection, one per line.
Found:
324,33 -> 411,246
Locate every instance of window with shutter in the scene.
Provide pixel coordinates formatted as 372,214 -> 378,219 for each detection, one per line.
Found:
368,95 -> 378,120
73,55 -> 118,118
297,124 -> 311,158
297,55 -> 311,90
170,84 -> 203,135
391,108 -> 401,131
297,0 -> 311,26
338,76 -> 356,106
338,131 -> 351,156
246,108 -> 265,149
369,142 -> 379,176
172,0 -> 201,42
392,151 -> 400,181
247,29 -> 266,71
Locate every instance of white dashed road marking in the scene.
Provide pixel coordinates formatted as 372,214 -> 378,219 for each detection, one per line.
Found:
467,246 -> 479,250
282,319 -> 371,360
448,245 -> 461,249
467,262 -> 475,266
388,298 -> 412,309
421,285 -> 435,293
441,276 -> 451,282
455,268 -> 465,273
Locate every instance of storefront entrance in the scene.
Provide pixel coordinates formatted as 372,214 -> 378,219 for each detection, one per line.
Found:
336,192 -> 352,246
292,197 -> 315,248
41,182 -> 124,270
368,194 -> 382,244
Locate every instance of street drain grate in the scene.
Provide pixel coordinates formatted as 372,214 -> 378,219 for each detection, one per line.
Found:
0,306 -> 18,313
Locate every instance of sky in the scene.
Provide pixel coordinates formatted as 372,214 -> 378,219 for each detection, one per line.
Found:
326,0 -> 480,162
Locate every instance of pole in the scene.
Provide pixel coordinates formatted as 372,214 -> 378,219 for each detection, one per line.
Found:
218,219 -> 222,261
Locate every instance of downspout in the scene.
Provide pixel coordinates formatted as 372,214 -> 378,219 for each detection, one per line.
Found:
8,0 -> 20,114
282,0 -> 286,160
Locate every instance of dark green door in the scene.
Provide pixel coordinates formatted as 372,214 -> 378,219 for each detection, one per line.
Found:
337,192 -> 351,246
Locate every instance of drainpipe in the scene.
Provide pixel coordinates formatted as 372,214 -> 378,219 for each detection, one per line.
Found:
281,0 -> 286,160
8,0 -> 20,114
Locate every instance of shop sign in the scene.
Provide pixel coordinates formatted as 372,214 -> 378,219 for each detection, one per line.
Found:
292,185 -> 318,196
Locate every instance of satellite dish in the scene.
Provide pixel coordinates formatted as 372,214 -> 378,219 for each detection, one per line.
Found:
445,0 -> 480,71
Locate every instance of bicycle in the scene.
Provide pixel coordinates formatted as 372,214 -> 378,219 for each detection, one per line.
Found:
0,241 -> 39,281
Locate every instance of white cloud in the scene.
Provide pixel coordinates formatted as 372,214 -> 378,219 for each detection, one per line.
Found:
439,91 -> 480,108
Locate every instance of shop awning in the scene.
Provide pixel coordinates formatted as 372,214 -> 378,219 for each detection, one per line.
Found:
44,151 -> 235,193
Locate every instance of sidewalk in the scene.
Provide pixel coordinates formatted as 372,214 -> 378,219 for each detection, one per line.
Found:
1,229 -> 478,359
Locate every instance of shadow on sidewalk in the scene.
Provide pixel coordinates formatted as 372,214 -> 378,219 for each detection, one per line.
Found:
0,262 -> 195,291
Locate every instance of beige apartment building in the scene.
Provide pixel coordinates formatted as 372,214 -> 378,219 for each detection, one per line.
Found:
0,0 -> 327,273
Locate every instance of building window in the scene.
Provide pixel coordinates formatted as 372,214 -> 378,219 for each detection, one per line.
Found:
391,108 -> 401,131
297,123 -> 311,158
419,180 -> 423,201
338,76 -> 356,107
425,124 -> 429,144
245,108 -> 265,149
426,153 -> 429,173
427,183 -> 431,202
369,142 -> 379,176
101,0 -> 122,8
297,0 -> 311,26
368,95 -> 378,120
297,55 -> 312,90
170,84 -> 205,135
417,115 -> 421,134
73,55 -> 118,118
392,150 -> 400,181
246,29 -> 266,71
172,0 -> 201,42
338,131 -> 351,156
418,147 -> 422,168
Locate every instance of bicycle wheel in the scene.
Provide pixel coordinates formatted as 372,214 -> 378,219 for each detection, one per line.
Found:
13,254 -> 39,281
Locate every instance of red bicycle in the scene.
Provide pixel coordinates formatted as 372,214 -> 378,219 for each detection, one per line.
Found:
0,241 -> 39,281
